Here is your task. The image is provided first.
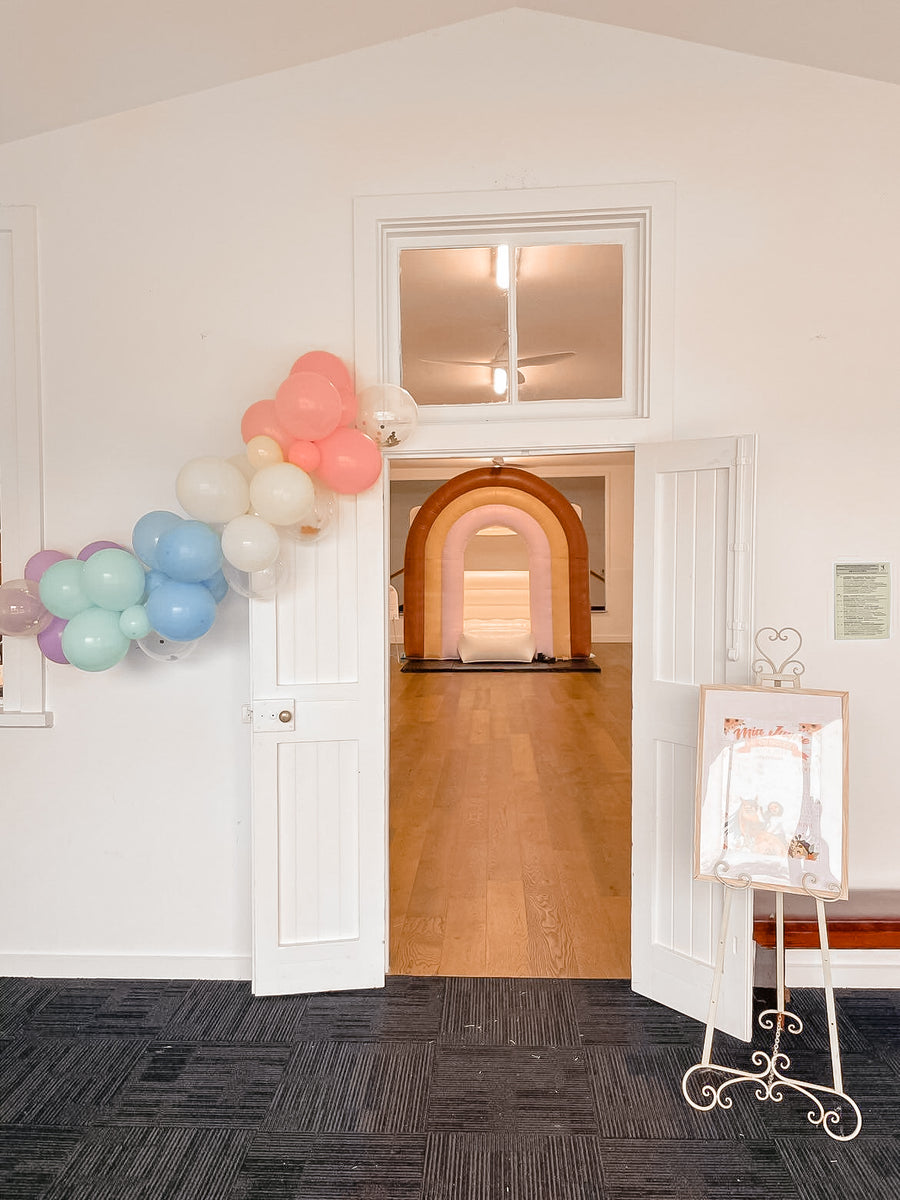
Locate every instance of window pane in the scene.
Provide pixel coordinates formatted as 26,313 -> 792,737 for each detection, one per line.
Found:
400,247 -> 509,406
516,244 -> 623,401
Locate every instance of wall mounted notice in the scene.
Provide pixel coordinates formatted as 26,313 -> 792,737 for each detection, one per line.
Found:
834,562 -> 891,640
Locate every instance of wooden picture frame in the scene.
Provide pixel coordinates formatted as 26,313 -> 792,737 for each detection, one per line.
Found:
695,685 -> 849,897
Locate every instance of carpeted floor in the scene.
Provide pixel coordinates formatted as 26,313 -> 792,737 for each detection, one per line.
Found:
0,975 -> 897,1198
400,658 -> 601,673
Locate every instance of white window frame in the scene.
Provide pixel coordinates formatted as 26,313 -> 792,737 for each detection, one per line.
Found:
0,205 -> 52,726
354,182 -> 675,451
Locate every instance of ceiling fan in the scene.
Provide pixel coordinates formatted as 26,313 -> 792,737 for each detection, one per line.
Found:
422,345 -> 575,385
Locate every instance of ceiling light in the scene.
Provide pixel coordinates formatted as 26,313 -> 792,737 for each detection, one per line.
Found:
492,366 -> 508,395
495,244 -> 510,290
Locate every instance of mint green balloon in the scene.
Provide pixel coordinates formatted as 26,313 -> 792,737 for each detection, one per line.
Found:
119,604 -> 151,640
61,606 -> 130,672
38,558 -> 92,619
82,548 -> 146,612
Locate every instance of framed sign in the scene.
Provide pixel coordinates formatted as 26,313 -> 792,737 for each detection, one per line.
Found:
695,685 -> 849,897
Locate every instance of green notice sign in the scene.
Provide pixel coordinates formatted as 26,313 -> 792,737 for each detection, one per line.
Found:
834,562 -> 891,640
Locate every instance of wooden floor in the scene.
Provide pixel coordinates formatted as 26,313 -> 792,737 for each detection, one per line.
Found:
389,644 -> 632,978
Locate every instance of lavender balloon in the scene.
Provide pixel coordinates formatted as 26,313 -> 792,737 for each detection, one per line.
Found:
24,549 -> 70,582
37,615 -> 70,664
78,540 -> 124,561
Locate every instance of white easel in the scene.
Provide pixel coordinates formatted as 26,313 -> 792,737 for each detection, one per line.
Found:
681,627 -> 862,1141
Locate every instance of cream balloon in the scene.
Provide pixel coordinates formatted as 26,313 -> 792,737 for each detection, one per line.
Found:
175,456 -> 251,524
228,453 -> 256,482
249,462 -> 316,527
246,434 -> 284,470
220,513 -> 281,572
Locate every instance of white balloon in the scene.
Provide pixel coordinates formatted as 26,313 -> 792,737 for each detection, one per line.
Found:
356,384 -> 418,448
221,513 -> 281,572
176,457 -> 250,524
249,462 -> 315,527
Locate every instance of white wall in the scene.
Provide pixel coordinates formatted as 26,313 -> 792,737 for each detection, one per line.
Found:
1,11 -> 899,976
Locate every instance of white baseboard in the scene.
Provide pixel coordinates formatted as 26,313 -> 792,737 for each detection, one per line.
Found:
785,948 -> 900,988
0,952 -> 252,981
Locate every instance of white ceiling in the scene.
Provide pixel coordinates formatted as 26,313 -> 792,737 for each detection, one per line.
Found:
3,0 -> 900,144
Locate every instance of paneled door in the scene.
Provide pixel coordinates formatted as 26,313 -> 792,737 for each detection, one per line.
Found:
249,478 -> 388,995
631,435 -> 757,1040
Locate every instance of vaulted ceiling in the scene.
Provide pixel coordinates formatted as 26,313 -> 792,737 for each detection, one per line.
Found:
2,0 -> 900,144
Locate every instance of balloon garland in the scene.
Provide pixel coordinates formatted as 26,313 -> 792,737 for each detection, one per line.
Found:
0,354 -> 418,672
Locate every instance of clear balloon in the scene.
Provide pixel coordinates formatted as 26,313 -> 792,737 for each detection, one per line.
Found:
78,540 -> 124,561
0,578 -> 53,636
220,513 -> 281,572
281,483 -> 337,543
132,510 -> 183,568
274,372 -> 342,442
24,549 -> 70,581
175,457 -> 250,525
314,427 -> 382,494
356,384 -> 419,447
249,462 -> 316,526
222,557 -> 284,599
146,579 -> 217,642
119,604 -> 152,640
289,350 -> 357,426
37,614 -> 69,664
155,521 -> 223,584
246,434 -> 284,470
240,398 -> 293,454
136,632 -> 198,662
38,558 -> 93,620
61,606 -> 131,672
82,548 -> 146,611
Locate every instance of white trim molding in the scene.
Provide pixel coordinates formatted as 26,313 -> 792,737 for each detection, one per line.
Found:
0,205 -> 50,726
0,952 -> 252,981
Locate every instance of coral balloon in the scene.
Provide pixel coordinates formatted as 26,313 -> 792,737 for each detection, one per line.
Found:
221,513 -> 281,573
314,427 -> 382,494
274,372 -> 342,442
356,384 -> 419,447
24,549 -> 70,581
287,439 -> 321,473
290,351 -> 357,426
0,578 -> 53,636
249,462 -> 315,527
37,615 -> 69,664
246,434 -> 284,470
132,511 -> 183,569
39,558 -> 93,620
156,521 -> 223,584
175,457 -> 250,525
61,606 -> 131,672
82,549 -> 146,611
240,399 -> 293,454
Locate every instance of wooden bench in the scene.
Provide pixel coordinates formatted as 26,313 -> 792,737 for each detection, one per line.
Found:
753,890 -> 900,950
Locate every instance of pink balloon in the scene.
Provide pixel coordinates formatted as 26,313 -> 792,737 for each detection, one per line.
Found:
24,549 -> 70,582
240,399 -> 293,454
78,540 -> 124,561
288,439 -> 322,473
0,578 -> 53,637
275,372 -> 342,443
37,615 -> 70,664
314,427 -> 382,494
290,351 -> 356,426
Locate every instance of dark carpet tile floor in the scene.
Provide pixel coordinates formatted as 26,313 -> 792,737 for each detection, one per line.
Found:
0,976 -> 897,1199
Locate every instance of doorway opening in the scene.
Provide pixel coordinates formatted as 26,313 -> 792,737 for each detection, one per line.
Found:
386,449 -> 634,978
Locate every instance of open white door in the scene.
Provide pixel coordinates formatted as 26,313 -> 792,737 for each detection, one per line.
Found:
632,435 -> 756,1040
249,481 -> 387,996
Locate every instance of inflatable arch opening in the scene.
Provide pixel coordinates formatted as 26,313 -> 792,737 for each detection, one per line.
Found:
403,466 -> 591,660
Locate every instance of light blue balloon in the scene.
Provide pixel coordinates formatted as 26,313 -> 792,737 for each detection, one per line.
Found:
38,558 -> 92,620
119,604 -> 152,640
146,580 -> 217,642
132,510 -> 183,569
61,606 -> 131,672
156,521 -> 223,584
144,569 -> 168,594
202,569 -> 229,603
82,549 -> 146,612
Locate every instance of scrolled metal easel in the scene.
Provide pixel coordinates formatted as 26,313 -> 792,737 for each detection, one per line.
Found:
681,631 -> 862,1141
